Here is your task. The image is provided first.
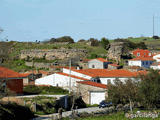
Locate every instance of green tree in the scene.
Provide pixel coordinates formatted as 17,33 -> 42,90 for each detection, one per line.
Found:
45,36 -> 74,43
56,36 -> 74,43
88,38 -> 99,46
100,37 -> 110,49
108,79 -> 139,112
139,70 -> 160,109
136,42 -> 147,49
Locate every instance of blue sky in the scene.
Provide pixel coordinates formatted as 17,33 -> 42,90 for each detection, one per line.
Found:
0,0 -> 160,42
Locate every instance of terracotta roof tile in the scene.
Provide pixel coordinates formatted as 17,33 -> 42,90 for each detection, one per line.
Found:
77,81 -> 107,89
89,58 -> 108,62
65,68 -> 143,78
129,57 -> 154,61
56,72 -> 89,81
0,66 -> 28,78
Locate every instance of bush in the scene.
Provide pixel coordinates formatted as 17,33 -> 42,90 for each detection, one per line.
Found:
88,54 -> 98,59
88,38 -> 99,46
153,35 -> 159,39
0,103 -> 35,120
23,85 -> 41,95
100,37 -> 110,49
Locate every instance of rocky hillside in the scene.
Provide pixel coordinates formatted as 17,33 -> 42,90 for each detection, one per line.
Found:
1,41 -> 107,72
1,36 -> 160,72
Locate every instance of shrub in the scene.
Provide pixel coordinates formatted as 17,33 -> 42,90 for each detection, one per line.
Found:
0,103 -> 35,120
23,85 -> 41,95
153,35 -> 159,39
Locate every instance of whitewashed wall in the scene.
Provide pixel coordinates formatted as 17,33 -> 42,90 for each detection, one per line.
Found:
150,65 -> 160,70
88,59 -> 104,69
54,73 -> 83,88
128,60 -> 141,67
35,74 -> 55,86
35,73 -> 83,89
153,54 -> 160,62
99,77 -> 138,85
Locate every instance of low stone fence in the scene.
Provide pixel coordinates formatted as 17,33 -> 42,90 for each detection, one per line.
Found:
25,62 -> 51,68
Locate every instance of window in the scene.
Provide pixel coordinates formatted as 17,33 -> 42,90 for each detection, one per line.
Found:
137,52 -> 140,56
149,53 -> 151,56
142,62 -> 144,65
146,61 -> 148,65
92,65 -> 95,68
107,79 -> 111,84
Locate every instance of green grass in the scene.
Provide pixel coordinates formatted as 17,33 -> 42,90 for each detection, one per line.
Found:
23,85 -> 69,95
63,111 -> 160,120
86,104 -> 98,107
23,96 -> 57,115
3,59 -> 33,72
109,37 -> 160,50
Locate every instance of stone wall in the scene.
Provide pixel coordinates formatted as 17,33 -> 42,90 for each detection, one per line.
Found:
25,62 -> 52,68
20,48 -> 87,60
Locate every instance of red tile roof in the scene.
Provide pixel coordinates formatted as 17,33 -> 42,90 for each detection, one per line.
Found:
77,81 -> 107,89
65,68 -> 144,78
0,66 -> 28,79
26,70 -> 49,75
56,72 -> 89,81
132,49 -> 152,57
89,58 -> 108,62
50,66 -> 76,69
129,57 -> 154,61
81,59 -> 90,63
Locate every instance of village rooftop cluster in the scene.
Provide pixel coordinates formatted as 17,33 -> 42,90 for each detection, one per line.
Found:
1,48 -> 160,105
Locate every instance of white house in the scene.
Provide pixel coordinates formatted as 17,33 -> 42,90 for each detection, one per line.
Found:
128,57 -> 154,68
63,68 -> 145,85
150,62 -> 160,70
35,67 -> 146,105
35,72 -> 89,90
153,54 -> 160,62
88,58 -> 112,69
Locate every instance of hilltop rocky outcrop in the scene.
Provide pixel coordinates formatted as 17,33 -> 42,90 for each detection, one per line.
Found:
107,42 -> 129,62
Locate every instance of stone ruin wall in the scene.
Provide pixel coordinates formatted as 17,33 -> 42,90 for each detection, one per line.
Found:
20,48 -> 88,60
107,42 -> 127,63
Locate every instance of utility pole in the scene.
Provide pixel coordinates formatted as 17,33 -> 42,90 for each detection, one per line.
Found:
69,59 -> 71,93
153,15 -> 155,37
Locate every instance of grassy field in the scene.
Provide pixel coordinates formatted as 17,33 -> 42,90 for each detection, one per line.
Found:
63,111 -> 160,120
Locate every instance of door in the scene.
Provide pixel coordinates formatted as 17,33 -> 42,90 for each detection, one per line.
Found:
90,91 -> 105,105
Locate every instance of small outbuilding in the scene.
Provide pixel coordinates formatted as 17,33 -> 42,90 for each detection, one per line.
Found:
88,58 -> 112,69
0,66 -> 27,94
77,81 -> 107,105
